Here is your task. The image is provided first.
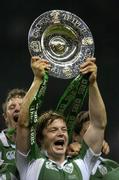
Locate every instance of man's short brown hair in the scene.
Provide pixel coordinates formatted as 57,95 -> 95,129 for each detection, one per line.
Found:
36,110 -> 65,146
2,88 -> 26,114
74,111 -> 90,135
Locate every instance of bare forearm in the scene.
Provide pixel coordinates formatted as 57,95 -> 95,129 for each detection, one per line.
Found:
19,77 -> 42,127
16,57 -> 50,154
89,81 -> 107,129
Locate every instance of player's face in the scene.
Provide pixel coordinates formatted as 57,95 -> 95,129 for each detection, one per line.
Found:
4,96 -> 23,129
80,121 -> 90,137
72,120 -> 90,142
42,119 -> 68,161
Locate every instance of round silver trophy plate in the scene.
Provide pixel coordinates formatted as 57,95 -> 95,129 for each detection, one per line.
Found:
28,10 -> 95,79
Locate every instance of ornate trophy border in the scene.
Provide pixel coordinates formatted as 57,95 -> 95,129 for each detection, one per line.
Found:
28,10 -> 95,79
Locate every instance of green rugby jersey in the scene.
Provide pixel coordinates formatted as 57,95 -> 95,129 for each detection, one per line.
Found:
17,142 -> 99,180
102,166 -> 119,180
90,157 -> 119,180
0,130 -> 19,180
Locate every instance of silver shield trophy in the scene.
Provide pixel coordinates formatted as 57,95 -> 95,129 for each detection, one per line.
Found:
28,10 -> 95,79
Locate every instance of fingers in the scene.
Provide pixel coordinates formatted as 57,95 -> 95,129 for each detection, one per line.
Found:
67,151 -> 79,156
102,140 -> 110,155
31,56 -> 51,78
31,56 -> 49,64
80,66 -> 96,74
80,57 -> 97,75
81,57 -> 96,67
31,56 -> 51,70
66,142 -> 81,157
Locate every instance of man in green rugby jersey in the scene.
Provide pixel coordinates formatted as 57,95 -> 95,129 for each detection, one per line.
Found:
67,111 -> 119,180
0,88 -> 26,179
16,56 -> 107,180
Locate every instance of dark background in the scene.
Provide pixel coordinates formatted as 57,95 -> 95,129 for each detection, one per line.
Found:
0,0 -> 119,161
